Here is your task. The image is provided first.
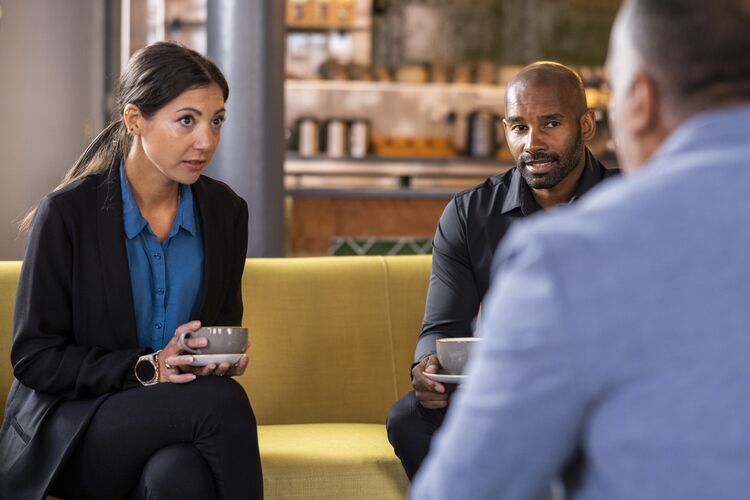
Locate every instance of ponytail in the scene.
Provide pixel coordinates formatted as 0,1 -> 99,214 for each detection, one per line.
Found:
18,119 -> 130,233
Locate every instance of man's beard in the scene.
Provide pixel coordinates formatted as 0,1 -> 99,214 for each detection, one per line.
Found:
517,131 -> 584,190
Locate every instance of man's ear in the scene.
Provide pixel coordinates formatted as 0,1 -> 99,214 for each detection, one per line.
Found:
627,71 -> 660,137
580,110 -> 597,142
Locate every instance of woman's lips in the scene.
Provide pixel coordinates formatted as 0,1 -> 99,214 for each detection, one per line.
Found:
182,160 -> 207,171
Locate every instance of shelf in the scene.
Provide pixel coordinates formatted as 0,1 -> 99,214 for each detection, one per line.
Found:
284,154 -> 620,193
285,155 -> 511,179
286,79 -> 506,94
287,24 -> 371,32
286,187 -> 459,199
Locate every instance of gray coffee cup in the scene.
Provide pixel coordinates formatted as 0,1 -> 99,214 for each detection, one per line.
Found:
178,326 -> 248,355
435,337 -> 483,375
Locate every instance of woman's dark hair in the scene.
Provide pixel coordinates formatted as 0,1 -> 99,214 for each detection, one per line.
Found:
20,41 -> 229,232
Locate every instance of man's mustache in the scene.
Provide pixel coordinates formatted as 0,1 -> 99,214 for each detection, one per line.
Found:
519,152 -> 560,165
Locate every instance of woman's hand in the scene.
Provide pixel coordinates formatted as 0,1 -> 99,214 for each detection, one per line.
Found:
160,320 -> 250,381
184,352 -> 249,378
211,354 -> 249,377
158,320 -> 205,383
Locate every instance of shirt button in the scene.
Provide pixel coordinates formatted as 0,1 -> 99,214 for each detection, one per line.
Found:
155,322 -> 163,330
156,288 -> 164,295
153,253 -> 162,260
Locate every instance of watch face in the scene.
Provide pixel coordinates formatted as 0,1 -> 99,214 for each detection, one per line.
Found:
136,358 -> 156,383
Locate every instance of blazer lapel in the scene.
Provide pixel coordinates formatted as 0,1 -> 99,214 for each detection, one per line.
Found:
96,167 -> 138,348
192,177 -> 223,324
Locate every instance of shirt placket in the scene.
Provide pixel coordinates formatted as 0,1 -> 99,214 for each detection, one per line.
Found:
145,232 -> 168,349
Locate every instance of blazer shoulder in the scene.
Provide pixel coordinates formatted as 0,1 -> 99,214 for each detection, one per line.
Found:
195,175 -> 248,213
37,173 -> 107,221
45,174 -> 98,201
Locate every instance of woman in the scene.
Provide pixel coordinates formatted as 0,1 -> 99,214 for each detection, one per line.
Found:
0,42 -> 262,499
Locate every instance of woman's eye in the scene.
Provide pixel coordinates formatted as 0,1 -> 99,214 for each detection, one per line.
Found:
212,116 -> 226,128
179,116 -> 194,126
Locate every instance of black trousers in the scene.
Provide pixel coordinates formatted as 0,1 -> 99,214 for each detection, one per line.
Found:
51,376 -> 262,500
385,390 -> 447,481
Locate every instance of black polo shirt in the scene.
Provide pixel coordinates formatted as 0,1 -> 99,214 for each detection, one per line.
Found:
415,149 -> 619,362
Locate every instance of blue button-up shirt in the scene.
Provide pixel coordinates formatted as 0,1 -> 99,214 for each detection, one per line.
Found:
411,105 -> 750,500
120,162 -> 204,351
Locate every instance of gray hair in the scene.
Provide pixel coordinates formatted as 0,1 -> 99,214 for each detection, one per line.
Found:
626,0 -> 750,116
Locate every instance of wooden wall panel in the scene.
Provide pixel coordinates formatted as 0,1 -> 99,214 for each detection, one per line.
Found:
290,196 -> 449,256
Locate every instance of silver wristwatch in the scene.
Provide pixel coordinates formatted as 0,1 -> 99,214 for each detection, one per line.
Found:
134,351 -> 160,386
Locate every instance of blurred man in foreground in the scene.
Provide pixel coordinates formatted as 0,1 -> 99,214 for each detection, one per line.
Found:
412,0 -> 750,499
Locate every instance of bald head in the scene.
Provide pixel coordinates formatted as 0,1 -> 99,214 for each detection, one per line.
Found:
505,62 -> 588,117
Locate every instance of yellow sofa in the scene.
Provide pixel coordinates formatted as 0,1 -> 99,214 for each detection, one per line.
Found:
0,256 -> 432,500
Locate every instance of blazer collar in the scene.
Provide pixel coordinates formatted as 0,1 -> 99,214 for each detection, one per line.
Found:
190,176 -> 225,325
96,166 -> 138,347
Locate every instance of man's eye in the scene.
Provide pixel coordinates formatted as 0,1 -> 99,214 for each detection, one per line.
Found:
545,121 -> 560,128
512,125 -> 528,132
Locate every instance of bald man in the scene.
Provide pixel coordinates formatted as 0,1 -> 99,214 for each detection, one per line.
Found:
385,62 -> 619,480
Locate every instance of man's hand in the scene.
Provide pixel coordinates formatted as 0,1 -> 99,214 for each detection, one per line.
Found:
412,354 -> 452,409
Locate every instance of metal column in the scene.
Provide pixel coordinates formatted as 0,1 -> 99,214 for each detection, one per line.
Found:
207,0 -> 286,257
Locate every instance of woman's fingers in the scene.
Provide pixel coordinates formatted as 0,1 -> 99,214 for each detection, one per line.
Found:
226,354 -> 249,377
167,372 -> 197,384
174,320 -> 202,337
164,354 -> 194,369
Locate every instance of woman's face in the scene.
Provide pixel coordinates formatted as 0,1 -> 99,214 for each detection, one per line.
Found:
129,83 -> 226,185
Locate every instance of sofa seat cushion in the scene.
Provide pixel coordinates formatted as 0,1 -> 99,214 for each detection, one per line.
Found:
258,423 -> 408,500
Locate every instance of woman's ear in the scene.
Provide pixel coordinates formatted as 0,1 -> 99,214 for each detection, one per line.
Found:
123,104 -> 141,135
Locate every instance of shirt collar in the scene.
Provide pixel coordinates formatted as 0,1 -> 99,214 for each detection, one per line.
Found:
120,161 -> 148,239
647,103 -> 750,171
119,161 -> 197,240
500,148 -> 600,215
501,168 -> 542,216
573,148 -> 605,198
174,182 -> 197,236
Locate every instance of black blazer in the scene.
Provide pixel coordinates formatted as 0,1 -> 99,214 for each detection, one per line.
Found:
0,166 -> 249,499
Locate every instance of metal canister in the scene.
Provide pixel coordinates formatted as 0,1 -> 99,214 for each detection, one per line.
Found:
466,109 -> 501,157
297,117 -> 319,157
325,119 -> 347,158
348,119 -> 371,158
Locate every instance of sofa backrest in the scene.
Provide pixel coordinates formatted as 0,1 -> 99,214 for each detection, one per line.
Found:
237,256 -> 431,425
0,262 -> 21,423
0,256 -> 431,425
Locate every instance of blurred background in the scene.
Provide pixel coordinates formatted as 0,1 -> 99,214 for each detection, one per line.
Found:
0,0 -> 620,260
